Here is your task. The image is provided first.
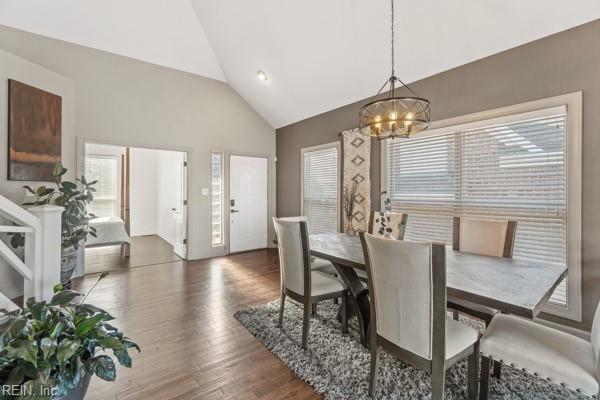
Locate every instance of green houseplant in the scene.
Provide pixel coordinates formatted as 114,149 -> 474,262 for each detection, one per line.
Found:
0,274 -> 139,399
12,163 -> 97,284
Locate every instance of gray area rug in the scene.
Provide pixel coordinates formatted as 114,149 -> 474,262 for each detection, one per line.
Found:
234,299 -> 591,400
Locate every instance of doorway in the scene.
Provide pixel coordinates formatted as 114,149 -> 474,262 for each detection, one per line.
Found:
229,155 -> 268,253
80,142 -> 188,274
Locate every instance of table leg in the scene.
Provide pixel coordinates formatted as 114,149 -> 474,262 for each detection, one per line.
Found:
332,262 -> 370,347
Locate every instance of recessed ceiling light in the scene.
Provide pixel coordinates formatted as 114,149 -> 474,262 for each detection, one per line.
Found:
257,70 -> 269,82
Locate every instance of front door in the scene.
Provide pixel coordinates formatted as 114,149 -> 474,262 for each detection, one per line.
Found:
229,155 -> 268,253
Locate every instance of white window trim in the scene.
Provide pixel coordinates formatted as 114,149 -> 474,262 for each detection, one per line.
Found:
381,92 -> 582,322
300,141 -> 342,232
85,153 -> 121,218
210,151 -> 225,248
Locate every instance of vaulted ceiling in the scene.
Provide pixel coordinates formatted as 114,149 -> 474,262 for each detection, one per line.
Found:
1,1 -> 599,128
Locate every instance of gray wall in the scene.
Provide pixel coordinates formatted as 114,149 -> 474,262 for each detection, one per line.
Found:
0,25 -> 276,264
276,19 -> 600,330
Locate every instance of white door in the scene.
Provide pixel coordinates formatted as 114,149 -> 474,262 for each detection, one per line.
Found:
172,153 -> 187,258
229,155 -> 268,253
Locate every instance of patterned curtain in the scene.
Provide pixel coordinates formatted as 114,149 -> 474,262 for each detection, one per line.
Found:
341,128 -> 371,233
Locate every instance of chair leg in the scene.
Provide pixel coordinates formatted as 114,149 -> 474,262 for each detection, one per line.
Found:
467,343 -> 479,400
479,356 -> 491,400
311,303 -> 318,317
368,346 -> 380,397
453,309 -> 459,320
341,292 -> 348,334
302,302 -> 310,349
277,293 -> 286,328
492,361 -> 502,379
431,370 -> 445,400
333,298 -> 339,305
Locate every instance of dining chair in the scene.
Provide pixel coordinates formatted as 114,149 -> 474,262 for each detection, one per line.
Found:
368,211 -> 408,240
273,218 -> 348,349
277,216 -> 337,275
354,211 -> 409,282
448,216 -> 517,378
479,303 -> 600,399
359,232 -> 480,399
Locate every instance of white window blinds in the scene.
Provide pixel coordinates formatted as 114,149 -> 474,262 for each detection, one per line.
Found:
386,108 -> 568,305
302,145 -> 339,234
85,156 -> 119,218
211,153 -> 224,246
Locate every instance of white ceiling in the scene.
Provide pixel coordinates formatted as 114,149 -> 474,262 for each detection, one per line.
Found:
0,0 -> 225,81
2,1 -> 600,128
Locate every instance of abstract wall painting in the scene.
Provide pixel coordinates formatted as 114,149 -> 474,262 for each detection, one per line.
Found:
8,79 -> 62,181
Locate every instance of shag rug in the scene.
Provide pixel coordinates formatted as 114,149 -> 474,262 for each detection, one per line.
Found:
234,299 -> 592,400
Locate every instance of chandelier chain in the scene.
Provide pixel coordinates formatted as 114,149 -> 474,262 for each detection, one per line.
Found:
391,0 -> 395,77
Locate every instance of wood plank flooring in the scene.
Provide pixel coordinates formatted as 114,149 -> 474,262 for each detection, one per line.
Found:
72,249 -> 321,400
85,235 -> 181,275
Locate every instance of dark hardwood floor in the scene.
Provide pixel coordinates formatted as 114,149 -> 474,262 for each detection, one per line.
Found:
85,235 -> 181,275
72,249 -> 321,400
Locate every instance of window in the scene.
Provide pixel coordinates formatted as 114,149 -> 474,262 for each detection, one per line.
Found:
211,152 -> 224,246
85,156 -> 119,218
383,93 -> 581,321
301,143 -> 340,234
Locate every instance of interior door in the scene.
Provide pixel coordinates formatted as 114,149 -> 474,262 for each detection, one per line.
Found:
229,155 -> 268,253
172,153 -> 187,258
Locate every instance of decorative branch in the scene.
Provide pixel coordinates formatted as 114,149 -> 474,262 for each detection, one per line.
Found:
343,182 -> 358,217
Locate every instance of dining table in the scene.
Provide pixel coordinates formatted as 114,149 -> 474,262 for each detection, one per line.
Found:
309,233 -> 568,347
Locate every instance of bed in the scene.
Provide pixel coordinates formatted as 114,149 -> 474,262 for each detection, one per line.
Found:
86,216 -> 130,257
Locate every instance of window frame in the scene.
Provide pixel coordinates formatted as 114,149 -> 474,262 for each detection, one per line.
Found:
381,92 -> 582,321
84,154 -> 121,218
210,151 -> 225,248
300,141 -> 342,233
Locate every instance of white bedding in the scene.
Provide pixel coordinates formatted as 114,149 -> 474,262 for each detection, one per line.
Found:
86,216 -> 130,247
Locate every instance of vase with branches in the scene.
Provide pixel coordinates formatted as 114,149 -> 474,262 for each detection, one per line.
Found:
343,182 -> 358,234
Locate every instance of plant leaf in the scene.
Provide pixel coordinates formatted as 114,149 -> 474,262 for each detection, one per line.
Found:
114,349 -> 132,368
75,314 -> 112,337
56,339 -> 80,366
6,339 -> 38,367
93,355 -> 116,381
39,337 -> 57,360
5,365 -> 25,385
51,290 -> 82,306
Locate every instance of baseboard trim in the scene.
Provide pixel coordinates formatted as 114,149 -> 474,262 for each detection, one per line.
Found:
158,233 -> 175,247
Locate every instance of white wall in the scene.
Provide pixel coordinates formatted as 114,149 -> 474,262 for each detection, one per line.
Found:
129,147 -> 159,236
0,25 -> 276,262
0,48 -> 74,299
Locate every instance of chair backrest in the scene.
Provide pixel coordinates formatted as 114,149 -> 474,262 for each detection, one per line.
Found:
360,233 -> 446,361
453,217 -> 517,258
368,211 -> 408,240
273,218 -> 310,296
590,301 -> 600,378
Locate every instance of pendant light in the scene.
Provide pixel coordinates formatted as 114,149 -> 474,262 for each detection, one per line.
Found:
359,0 -> 431,140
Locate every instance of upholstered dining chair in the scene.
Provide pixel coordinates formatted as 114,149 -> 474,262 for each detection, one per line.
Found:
479,303 -> 600,399
447,216 -> 517,378
359,233 -> 480,399
276,216 -> 337,276
354,211 -> 409,282
368,211 -> 408,240
273,218 -> 348,349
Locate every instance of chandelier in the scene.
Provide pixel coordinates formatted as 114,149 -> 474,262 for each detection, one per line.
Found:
359,0 -> 430,140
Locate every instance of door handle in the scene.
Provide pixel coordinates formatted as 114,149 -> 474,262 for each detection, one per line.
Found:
231,209 -> 239,213
171,208 -> 176,211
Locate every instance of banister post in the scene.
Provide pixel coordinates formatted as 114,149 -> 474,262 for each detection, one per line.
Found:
27,205 -> 63,301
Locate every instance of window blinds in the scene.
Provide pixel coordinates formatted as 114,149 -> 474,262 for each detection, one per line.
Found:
85,156 -> 118,218
303,146 -> 339,234
386,109 -> 567,305
211,153 -> 224,246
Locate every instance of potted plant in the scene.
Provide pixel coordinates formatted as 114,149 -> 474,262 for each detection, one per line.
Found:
0,273 -> 139,399
12,163 -> 97,285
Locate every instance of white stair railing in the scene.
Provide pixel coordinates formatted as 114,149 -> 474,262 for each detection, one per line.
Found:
0,195 -> 62,316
